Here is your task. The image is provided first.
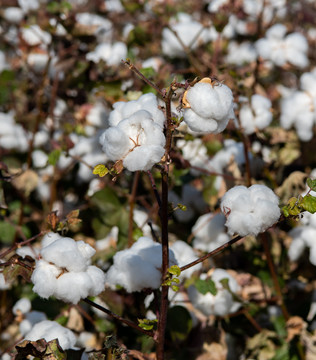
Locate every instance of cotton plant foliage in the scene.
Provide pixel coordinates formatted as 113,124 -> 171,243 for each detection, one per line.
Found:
182,78 -> 235,134
31,233 -> 106,304
220,184 -> 281,236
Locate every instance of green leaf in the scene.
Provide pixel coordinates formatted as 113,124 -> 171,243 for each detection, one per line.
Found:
138,318 -> 157,331
171,285 -> 179,292
166,306 -> 192,342
0,221 -> 16,244
301,195 -> 316,214
168,265 -> 181,277
48,149 -> 62,166
93,164 -> 108,177
307,178 -> 316,192
195,278 -> 217,296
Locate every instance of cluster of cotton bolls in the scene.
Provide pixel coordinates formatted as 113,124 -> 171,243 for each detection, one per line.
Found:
280,69 -> 316,141
99,93 -> 166,172
31,232 -> 106,304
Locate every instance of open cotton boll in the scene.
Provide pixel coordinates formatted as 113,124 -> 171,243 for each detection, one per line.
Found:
192,213 -> 230,252
86,42 -> 127,66
221,185 -> 280,236
171,240 -> 202,279
255,24 -> 309,68
24,320 -> 76,350
75,13 -> 113,42
161,13 -> 207,58
106,236 -> 177,292
13,298 -> 31,315
31,260 -> 60,299
3,7 -> 24,24
188,269 -> 240,317
239,94 -> 272,135
288,226 -> 316,265
21,25 -> 52,46
19,311 -> 47,336
182,79 -> 234,134
108,93 -> 165,128
100,110 -> 166,172
225,41 -> 257,65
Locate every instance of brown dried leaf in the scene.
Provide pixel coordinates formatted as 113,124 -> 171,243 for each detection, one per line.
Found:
46,212 -> 59,231
12,169 -> 38,196
66,307 -> 84,332
286,316 -> 306,342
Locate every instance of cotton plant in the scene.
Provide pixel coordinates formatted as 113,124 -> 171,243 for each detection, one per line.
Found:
31,232 -> 106,304
192,213 -> 230,253
280,69 -> 316,141
255,24 -> 309,69
181,77 -> 235,134
220,184 -> 280,236
106,236 -> 177,292
238,94 -> 273,135
188,269 -> 241,317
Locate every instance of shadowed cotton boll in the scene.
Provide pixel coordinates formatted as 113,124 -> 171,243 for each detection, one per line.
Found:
86,42 -> 127,66
24,320 -> 76,350
220,184 -> 280,236
188,269 -> 241,317
106,237 -> 177,292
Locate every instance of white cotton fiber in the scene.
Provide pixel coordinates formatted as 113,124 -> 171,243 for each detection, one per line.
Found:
106,236 -> 177,292
13,298 -> 32,315
220,184 -> 280,236
24,320 -> 76,350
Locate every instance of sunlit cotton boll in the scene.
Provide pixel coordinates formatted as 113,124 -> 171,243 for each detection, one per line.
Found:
108,93 -> 165,128
21,25 -> 52,47
192,213 -> 230,252
188,269 -> 241,317
182,78 -> 235,134
255,24 -> 309,68
220,184 -> 280,236
238,94 -> 273,135
24,320 -> 76,350
31,236 -> 106,304
99,110 -> 166,172
288,226 -> 316,265
106,237 -> 177,292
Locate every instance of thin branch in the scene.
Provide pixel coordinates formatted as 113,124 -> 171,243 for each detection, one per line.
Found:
82,298 -> 154,338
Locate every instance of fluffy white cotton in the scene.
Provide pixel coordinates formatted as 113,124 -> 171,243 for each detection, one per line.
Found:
3,7 -> 24,23
108,93 -> 165,128
86,42 -> 127,66
171,240 -> 202,279
288,226 -> 316,265
100,110 -> 166,171
226,41 -> 257,65
24,320 -> 76,350
75,13 -> 113,42
19,311 -> 47,336
239,94 -> 272,134
176,138 -> 209,174
13,298 -> 31,315
0,111 -> 30,152
192,213 -> 230,252
21,25 -> 52,46
18,0 -> 40,12
188,269 -> 241,316
31,235 -> 106,304
106,236 -> 177,292
161,13 -> 210,58
255,24 -> 309,68
86,102 -> 109,127
183,79 -> 235,134
220,184 -> 280,236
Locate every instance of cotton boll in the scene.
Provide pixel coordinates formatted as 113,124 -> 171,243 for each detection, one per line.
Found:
108,93 -> 164,128
3,7 -> 24,23
75,13 -> 113,42
41,232 -> 63,248
220,185 -> 280,236
171,240 -> 202,279
55,271 -> 92,303
21,25 -> 52,46
86,42 -> 127,66
183,79 -> 234,134
18,0 -> 40,12
86,102 -> 109,128
100,110 -> 165,172
19,311 -> 47,336
106,236 -> 177,292
31,260 -> 60,299
225,41 -> 257,65
192,213 -> 230,252
41,237 -> 91,272
24,320 -> 76,350
13,298 -> 32,315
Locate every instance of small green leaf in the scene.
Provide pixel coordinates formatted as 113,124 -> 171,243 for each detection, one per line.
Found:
93,164 -> 109,177
48,149 -> 61,166
177,203 -> 187,211
172,278 -> 180,284
301,195 -> 316,214
220,278 -> 230,290
307,178 -> 316,192
138,318 -> 157,331
171,285 -> 179,292
282,206 -> 290,217
168,265 -> 181,277
195,278 -> 217,296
